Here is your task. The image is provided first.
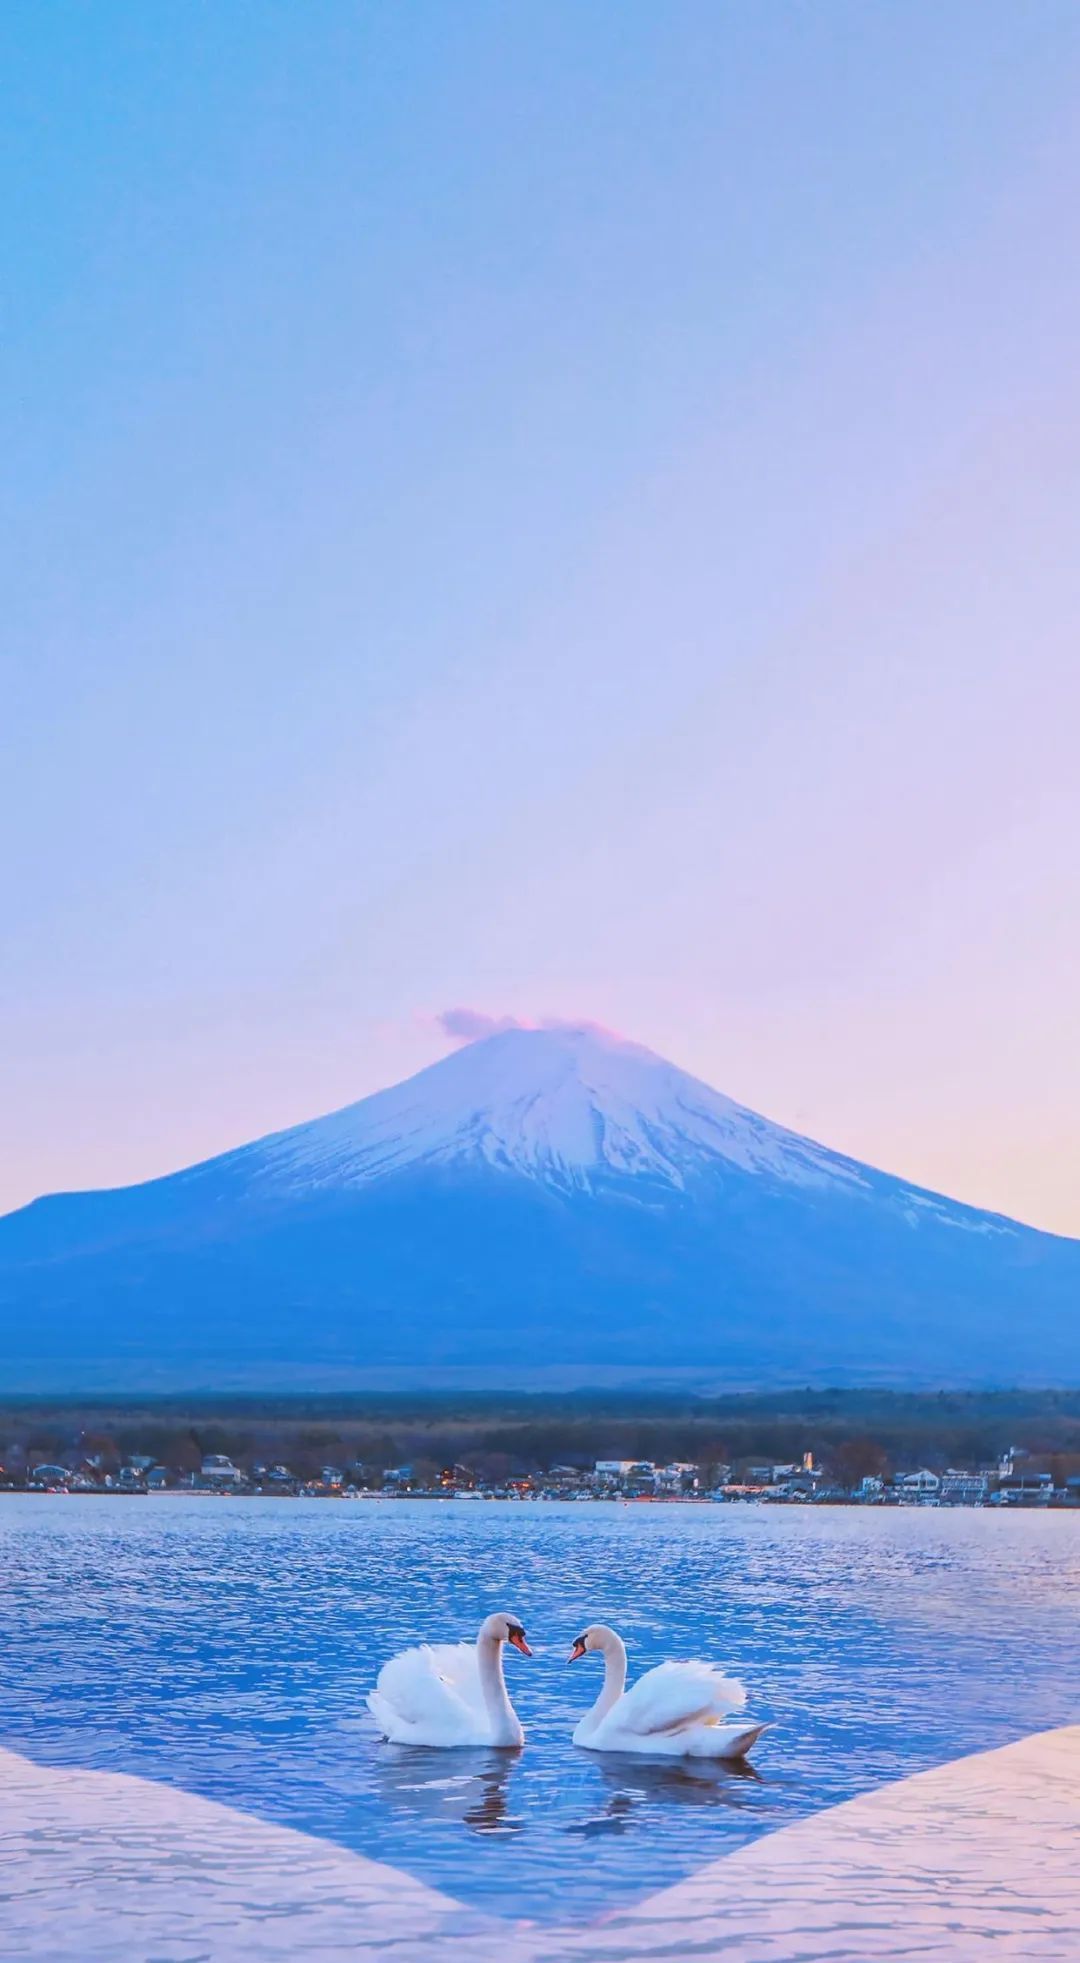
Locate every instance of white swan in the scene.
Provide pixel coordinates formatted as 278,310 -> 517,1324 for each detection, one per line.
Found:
367,1611 -> 532,1748
568,1623 -> 766,1759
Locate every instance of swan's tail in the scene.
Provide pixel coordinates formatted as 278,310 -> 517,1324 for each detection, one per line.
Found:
720,1720 -> 769,1759
366,1689 -> 397,1740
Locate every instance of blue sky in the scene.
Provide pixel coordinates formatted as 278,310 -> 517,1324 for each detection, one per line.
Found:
4,2 -> 1080,1230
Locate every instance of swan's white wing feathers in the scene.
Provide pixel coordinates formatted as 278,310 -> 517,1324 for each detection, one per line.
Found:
420,1642 -> 487,1716
366,1641 -> 483,1741
603,1659 -> 747,1738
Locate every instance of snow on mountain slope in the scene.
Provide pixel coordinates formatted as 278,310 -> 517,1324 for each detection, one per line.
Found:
215,1024 -> 869,1199
177,1023 -> 1008,1237
3,1020 -> 1073,1393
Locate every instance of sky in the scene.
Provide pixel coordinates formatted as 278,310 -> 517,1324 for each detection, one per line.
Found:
3,2 -> 1080,1234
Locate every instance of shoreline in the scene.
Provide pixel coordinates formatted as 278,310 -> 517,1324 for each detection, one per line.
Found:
2,1727 -> 1077,1959
4,1487 -> 1078,1511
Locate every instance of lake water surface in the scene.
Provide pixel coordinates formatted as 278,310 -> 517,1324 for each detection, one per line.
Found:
1,1496 -> 1077,1921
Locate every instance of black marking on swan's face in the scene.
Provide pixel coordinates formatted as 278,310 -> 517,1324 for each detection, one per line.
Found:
568,1633 -> 589,1661
506,1621 -> 532,1655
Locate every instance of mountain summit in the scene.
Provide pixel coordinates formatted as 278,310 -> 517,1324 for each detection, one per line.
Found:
0,1025 -> 1075,1390
224,1024 -> 878,1200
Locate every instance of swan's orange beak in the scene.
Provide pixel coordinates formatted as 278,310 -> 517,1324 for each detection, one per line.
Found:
568,1636 -> 587,1662
507,1628 -> 532,1656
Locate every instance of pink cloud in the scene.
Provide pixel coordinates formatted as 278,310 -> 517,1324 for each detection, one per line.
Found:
435,1008 -> 626,1046
436,1007 -> 528,1042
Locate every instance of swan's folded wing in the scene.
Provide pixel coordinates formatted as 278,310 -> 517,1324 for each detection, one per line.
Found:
368,1642 -> 481,1736
605,1660 -> 747,1737
421,1642 -> 488,1717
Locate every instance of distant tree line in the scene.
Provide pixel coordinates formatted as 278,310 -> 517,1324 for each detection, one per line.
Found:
4,1387 -> 1080,1483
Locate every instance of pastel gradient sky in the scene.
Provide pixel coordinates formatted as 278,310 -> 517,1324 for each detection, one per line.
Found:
4,3 -> 1080,1232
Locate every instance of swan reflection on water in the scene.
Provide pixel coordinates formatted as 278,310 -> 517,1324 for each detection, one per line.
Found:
566,1752 -> 762,1839
372,1745 -> 523,1835
372,1739 -> 761,1846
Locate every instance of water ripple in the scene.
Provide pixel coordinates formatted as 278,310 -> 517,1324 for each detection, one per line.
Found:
0,1496 -> 1077,1921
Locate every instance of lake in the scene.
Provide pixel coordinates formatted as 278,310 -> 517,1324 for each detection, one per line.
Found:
1,1496 -> 1077,1923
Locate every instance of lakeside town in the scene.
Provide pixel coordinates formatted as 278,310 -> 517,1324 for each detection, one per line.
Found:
5,1441 -> 1079,1507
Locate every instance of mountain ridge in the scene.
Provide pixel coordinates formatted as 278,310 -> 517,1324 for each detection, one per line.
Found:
0,1024 -> 1075,1391
4,1024 -> 1030,1226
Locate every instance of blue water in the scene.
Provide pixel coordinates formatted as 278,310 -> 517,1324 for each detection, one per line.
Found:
1,1496 -> 1077,1921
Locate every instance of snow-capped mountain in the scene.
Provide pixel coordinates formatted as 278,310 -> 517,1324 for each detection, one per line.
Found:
172,1025 -> 1005,1232
0,1024 -> 1075,1390
231,1024 -> 873,1197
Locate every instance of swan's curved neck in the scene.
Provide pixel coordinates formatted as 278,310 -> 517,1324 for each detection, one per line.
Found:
477,1633 -> 521,1747
588,1631 -> 628,1727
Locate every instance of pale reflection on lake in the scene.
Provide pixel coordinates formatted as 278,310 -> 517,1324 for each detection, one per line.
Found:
0,1496 -> 1076,1921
